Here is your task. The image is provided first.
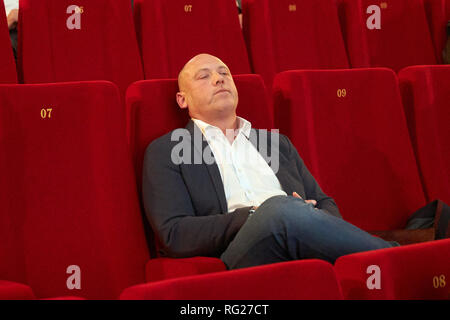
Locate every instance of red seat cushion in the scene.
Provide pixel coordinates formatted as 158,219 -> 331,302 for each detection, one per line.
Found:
0,281 -> 35,300
335,239 -> 450,299
121,259 -> 343,300
145,257 -> 227,282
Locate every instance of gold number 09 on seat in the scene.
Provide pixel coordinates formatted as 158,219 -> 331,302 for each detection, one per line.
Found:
40,108 -> 53,119
337,89 -> 347,98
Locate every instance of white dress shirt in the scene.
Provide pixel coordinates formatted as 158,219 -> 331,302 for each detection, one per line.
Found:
192,117 -> 287,212
4,0 -> 18,16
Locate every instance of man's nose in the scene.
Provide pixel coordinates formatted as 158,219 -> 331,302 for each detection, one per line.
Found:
212,71 -> 225,85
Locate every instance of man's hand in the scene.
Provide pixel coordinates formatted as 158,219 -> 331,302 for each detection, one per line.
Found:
7,9 -> 19,30
292,192 -> 317,207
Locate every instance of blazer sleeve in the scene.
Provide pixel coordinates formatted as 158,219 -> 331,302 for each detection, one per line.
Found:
142,137 -> 251,258
283,135 -> 342,219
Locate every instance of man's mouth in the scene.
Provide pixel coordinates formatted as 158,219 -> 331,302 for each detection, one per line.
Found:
214,89 -> 230,95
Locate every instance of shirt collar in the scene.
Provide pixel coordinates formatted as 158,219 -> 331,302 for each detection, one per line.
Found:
192,117 -> 252,140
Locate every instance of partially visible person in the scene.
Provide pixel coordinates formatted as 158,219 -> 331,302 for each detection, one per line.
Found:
236,0 -> 242,29
444,20 -> 450,64
4,0 -> 18,59
5,0 -> 18,29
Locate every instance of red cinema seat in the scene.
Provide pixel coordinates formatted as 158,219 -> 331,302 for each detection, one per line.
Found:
0,1 -> 17,83
126,74 -> 273,282
340,0 -> 437,71
423,0 -> 450,63
134,0 -> 251,79
398,65 -> 450,204
17,0 -> 143,99
120,259 -> 343,300
0,81 -> 149,299
335,239 -> 450,299
273,68 -> 427,234
242,0 -> 349,87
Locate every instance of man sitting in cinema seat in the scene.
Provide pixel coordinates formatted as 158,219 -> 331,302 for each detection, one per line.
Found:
4,0 -> 18,59
142,53 -> 398,270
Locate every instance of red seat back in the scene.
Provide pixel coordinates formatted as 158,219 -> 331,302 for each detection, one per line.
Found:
18,0 -> 143,99
134,0 -> 251,79
340,0 -> 437,71
273,68 -> 426,231
399,65 -> 450,204
0,81 -> 149,299
242,0 -> 349,87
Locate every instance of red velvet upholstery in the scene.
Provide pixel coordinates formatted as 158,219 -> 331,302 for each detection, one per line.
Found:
0,280 -> 85,300
0,1 -> 17,83
0,281 -> 35,300
398,65 -> 450,204
126,79 -> 189,191
17,0 -> 143,99
145,257 -> 227,282
273,68 -> 426,232
0,81 -> 149,299
242,0 -> 349,87
340,0 -> 437,71
126,74 -> 272,281
41,296 -> 86,300
335,239 -> 450,299
134,0 -> 250,79
423,0 -> 450,63
120,259 -> 343,300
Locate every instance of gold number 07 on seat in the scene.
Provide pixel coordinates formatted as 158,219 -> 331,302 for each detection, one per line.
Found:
40,108 -> 53,119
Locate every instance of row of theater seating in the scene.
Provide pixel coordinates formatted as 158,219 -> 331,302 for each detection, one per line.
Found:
1,0 -> 450,95
0,65 -> 449,300
3,240 -> 448,300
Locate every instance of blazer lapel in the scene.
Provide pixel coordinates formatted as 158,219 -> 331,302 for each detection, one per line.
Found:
186,120 -> 228,213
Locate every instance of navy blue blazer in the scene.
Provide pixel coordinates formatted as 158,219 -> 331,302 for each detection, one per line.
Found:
142,120 -> 341,258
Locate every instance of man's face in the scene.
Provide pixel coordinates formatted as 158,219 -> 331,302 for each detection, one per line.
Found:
177,54 -> 238,122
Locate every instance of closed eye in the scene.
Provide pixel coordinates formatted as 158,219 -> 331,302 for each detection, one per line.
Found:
198,74 -> 209,80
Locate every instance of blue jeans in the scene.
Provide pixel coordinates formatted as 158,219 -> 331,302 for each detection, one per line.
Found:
221,195 -> 398,269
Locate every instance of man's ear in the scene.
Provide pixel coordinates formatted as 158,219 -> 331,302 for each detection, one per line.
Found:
176,92 -> 188,109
